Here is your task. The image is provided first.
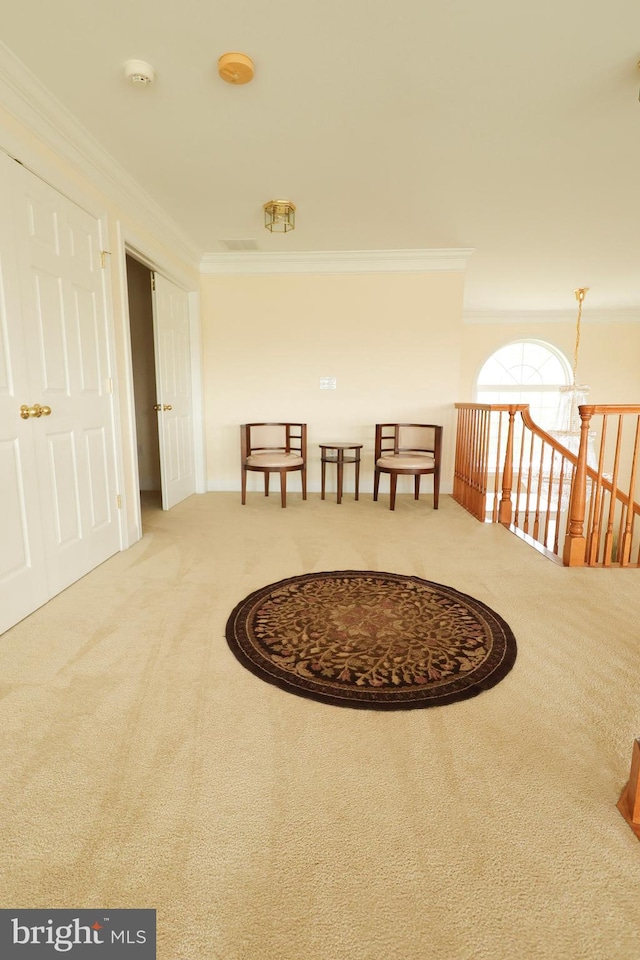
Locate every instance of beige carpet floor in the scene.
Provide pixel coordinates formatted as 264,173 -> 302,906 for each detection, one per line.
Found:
1,492 -> 639,960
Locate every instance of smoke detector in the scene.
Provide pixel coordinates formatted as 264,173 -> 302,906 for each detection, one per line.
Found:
124,59 -> 155,86
218,52 -> 255,85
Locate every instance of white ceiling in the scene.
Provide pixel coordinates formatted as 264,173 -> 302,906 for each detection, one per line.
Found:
2,0 -> 640,315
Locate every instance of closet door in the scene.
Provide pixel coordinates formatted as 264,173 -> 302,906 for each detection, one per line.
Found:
0,155 -> 49,632
152,272 -> 195,509
14,163 -> 121,595
0,155 -> 121,634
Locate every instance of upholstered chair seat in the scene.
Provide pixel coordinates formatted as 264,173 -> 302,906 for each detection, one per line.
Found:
246,452 -> 304,468
376,453 -> 435,470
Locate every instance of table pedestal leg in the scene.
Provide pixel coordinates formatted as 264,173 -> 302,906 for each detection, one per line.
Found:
337,450 -> 344,505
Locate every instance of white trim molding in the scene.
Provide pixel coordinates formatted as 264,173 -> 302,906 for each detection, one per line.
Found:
200,248 -> 475,276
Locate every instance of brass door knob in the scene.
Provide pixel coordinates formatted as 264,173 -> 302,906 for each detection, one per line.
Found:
20,403 -> 51,419
153,404 -> 162,411
163,404 -> 172,411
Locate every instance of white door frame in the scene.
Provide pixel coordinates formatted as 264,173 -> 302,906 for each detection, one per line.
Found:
114,221 -> 205,548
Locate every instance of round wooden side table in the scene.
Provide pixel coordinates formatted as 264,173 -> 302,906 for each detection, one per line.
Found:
319,443 -> 363,504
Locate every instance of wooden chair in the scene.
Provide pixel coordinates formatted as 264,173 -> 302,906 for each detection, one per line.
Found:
240,423 -> 307,508
373,423 -> 442,511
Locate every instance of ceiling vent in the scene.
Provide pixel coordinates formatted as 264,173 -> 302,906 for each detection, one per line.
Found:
222,238 -> 258,251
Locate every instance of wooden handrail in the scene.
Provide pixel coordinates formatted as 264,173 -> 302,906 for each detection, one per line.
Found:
454,402 -> 640,567
518,406 -> 640,515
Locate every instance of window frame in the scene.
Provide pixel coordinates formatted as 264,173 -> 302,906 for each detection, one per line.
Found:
474,339 -> 573,431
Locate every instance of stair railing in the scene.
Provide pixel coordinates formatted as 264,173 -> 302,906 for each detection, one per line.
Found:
454,403 -> 640,567
562,405 -> 640,566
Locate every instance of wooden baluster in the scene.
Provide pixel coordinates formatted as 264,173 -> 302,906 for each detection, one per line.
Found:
473,408 -> 483,518
553,454 -> 567,555
462,408 -> 470,508
492,411 -> 504,523
532,438 -> 545,540
477,408 -> 486,519
514,421 -> 526,531
603,416 -> 624,566
479,408 -> 489,520
587,413 -> 607,565
498,407 -> 517,524
453,411 -> 460,502
463,408 -> 472,509
455,406 -> 467,509
466,408 -> 475,513
519,430 -> 534,534
563,406 -> 592,566
542,446 -> 556,548
464,409 -> 471,507
620,415 -> 640,566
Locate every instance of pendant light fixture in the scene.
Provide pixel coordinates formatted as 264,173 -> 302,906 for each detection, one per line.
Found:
554,287 -> 590,441
548,287 -> 597,473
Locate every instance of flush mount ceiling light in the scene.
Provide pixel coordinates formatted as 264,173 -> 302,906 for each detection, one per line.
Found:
218,52 -> 255,84
263,200 -> 296,233
123,59 -> 155,86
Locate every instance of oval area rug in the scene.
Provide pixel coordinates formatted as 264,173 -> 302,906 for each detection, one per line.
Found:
225,571 -> 517,709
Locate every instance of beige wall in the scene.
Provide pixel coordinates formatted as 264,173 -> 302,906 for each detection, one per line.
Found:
201,271 -> 465,495
460,319 -> 640,404
203,277 -> 640,498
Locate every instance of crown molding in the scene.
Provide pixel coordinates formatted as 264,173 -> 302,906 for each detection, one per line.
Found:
464,307 -> 640,324
200,248 -> 475,276
0,41 -> 201,269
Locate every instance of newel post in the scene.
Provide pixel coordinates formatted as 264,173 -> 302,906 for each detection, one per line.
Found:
498,408 -> 517,524
617,738 -> 640,841
562,407 -> 592,566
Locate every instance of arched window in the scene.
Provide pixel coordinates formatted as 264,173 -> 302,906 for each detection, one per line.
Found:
475,340 -> 572,430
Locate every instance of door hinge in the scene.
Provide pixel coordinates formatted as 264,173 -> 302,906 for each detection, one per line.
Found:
100,250 -> 111,269
116,494 -> 122,509
151,272 -> 156,291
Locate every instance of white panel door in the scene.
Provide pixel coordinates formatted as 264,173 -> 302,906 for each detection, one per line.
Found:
14,165 -> 121,593
0,154 -> 49,631
0,154 -> 121,634
152,272 -> 195,509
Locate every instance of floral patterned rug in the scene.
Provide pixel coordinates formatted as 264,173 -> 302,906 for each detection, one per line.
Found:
225,571 -> 517,710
